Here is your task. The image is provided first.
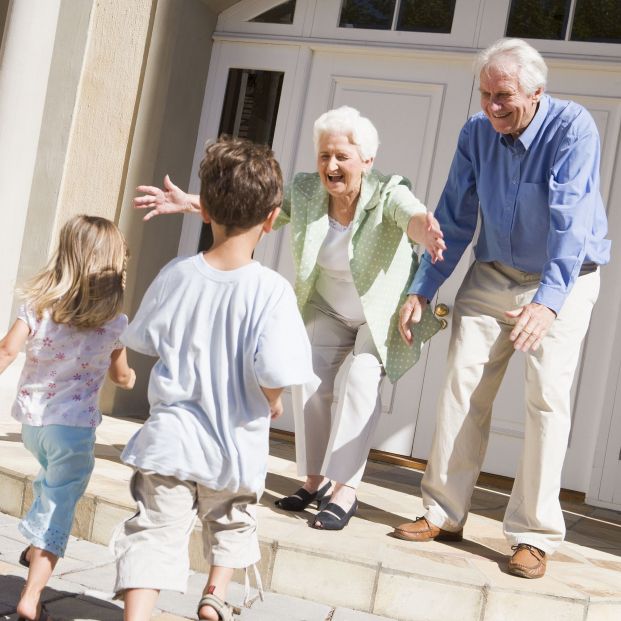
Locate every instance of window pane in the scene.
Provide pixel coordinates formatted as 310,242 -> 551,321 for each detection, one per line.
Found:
571,0 -> 621,43
397,0 -> 456,33
199,69 -> 284,252
250,0 -> 296,25
339,0 -> 397,30
506,0 -> 571,40
218,69 -> 284,145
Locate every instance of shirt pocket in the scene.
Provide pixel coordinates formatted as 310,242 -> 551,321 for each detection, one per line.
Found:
516,181 -> 549,235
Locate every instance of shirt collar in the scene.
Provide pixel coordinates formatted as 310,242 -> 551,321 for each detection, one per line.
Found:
499,93 -> 550,151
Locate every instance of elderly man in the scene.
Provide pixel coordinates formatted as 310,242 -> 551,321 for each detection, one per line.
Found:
395,38 -> 610,579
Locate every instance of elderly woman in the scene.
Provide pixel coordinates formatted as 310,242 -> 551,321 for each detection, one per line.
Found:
135,106 -> 445,530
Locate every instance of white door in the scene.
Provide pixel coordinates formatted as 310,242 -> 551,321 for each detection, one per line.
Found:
413,58 -> 621,492
271,48 -> 474,454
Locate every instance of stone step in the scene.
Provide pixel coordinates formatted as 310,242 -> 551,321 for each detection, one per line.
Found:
1,415 -> 620,621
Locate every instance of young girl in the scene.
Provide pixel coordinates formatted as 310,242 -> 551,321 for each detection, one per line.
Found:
0,215 -> 135,621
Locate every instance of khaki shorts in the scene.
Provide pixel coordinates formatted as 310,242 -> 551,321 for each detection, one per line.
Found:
113,469 -> 260,594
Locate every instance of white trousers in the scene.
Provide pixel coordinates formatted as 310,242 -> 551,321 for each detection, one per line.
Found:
292,296 -> 385,487
422,261 -> 600,554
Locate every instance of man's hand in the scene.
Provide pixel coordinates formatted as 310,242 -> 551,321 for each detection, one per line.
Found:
506,303 -> 556,352
133,175 -> 197,221
398,294 -> 428,345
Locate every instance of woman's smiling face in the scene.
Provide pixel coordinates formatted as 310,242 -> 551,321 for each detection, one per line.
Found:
316,132 -> 373,201
479,64 -> 542,138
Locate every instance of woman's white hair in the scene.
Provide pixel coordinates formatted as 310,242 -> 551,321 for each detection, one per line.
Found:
475,38 -> 548,95
313,105 -> 379,161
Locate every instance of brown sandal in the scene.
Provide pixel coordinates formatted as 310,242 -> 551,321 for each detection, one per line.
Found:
197,594 -> 241,621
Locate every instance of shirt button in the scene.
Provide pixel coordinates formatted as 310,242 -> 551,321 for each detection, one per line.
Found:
512,179 -> 518,184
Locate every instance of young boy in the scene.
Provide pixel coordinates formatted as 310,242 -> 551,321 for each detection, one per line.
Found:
112,137 -> 316,621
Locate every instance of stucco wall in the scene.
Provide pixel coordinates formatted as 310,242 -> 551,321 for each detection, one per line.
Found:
53,0 -> 155,231
4,0 -> 156,322
108,0 -> 217,416
0,0 -> 61,333
14,0 -> 93,307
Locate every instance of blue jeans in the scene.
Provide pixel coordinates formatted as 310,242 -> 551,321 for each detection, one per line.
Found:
19,424 -> 96,557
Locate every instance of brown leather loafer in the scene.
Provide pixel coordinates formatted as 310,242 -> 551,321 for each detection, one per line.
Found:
392,516 -> 463,542
507,543 -> 547,579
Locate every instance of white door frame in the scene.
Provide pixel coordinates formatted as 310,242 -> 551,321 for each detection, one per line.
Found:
177,39 -> 310,268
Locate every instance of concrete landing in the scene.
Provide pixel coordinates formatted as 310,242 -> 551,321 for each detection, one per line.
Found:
1,414 -> 620,621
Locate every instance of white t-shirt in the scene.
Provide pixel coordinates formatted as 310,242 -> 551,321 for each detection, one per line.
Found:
120,254 -> 317,495
12,305 -> 127,428
315,217 -> 366,323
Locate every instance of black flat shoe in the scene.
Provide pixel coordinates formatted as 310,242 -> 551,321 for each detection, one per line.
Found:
312,499 -> 358,530
18,546 -> 31,568
275,481 -> 331,512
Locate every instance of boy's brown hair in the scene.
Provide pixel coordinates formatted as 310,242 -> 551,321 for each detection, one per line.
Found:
198,135 -> 283,234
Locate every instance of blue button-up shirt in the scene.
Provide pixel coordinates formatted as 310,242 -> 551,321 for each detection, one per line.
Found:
409,94 -> 610,314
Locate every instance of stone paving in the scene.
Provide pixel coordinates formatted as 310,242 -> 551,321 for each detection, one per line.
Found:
1,412 -> 621,620
0,512 -> 393,620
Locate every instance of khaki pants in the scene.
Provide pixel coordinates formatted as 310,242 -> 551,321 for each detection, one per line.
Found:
422,261 -> 600,554
113,470 -> 259,594
292,296 -> 385,487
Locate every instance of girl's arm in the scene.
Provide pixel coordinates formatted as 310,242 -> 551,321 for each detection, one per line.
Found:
0,320 -> 29,374
108,348 -> 136,389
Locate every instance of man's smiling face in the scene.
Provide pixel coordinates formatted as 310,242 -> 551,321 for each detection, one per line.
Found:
479,64 -> 542,138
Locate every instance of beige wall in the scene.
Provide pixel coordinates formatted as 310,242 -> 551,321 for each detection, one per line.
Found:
109,0 -> 218,416
1,0 -> 220,417
8,0 -> 156,315
15,0 -> 93,306
0,0 -> 61,333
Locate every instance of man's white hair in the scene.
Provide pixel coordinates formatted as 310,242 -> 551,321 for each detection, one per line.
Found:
313,105 -> 379,162
475,38 -> 548,95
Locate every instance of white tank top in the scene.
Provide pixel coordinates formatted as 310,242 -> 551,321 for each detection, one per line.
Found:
315,217 -> 366,323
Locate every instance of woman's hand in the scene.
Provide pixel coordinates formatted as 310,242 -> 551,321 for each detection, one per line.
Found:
133,175 -> 200,221
398,294 -> 428,345
407,212 -> 446,264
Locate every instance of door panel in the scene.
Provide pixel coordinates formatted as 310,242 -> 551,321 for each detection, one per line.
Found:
272,49 -> 474,453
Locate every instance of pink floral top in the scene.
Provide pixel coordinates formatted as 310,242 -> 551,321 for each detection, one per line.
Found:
12,304 -> 128,428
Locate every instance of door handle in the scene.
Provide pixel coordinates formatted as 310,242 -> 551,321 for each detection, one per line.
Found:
434,303 -> 449,329
434,303 -> 450,317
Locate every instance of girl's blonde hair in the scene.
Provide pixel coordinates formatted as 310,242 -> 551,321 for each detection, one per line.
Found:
22,215 -> 128,329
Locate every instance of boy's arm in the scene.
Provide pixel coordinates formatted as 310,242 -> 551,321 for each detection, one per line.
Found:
134,175 -> 201,221
0,320 -> 29,374
108,348 -> 136,389
260,386 -> 284,420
